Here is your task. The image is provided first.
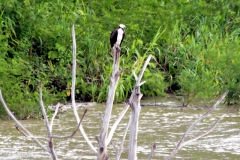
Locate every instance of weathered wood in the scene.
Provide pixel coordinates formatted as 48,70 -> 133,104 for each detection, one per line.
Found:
107,103 -> 130,146
116,116 -> 131,160
71,24 -> 97,154
1,84 -> 88,160
52,109 -> 87,139
128,55 -> 152,160
98,45 -> 121,160
39,82 -> 57,160
0,90 -> 49,153
166,90 -> 229,160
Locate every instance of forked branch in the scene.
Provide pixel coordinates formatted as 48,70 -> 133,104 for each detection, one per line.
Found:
0,80 -> 89,160
0,90 -> 49,153
178,107 -> 232,148
166,90 -> 229,160
128,54 -> 152,160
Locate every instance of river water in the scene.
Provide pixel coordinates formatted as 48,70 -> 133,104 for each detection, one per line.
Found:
0,96 -> 240,160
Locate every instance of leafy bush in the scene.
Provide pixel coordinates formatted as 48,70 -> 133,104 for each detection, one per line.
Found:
0,0 -> 240,118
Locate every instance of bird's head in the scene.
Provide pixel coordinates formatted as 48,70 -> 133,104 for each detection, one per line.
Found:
119,24 -> 126,31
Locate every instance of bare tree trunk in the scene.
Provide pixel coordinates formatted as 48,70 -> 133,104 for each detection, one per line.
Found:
98,46 -> 121,159
128,55 -> 152,160
128,94 -> 141,160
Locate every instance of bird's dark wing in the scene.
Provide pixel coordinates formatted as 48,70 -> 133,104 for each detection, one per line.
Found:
120,31 -> 125,47
110,29 -> 118,48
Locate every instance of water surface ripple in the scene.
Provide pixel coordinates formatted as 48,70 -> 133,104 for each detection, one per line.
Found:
1,97 -> 240,159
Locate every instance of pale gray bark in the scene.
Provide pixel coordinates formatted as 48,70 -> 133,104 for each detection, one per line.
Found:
0,90 -> 49,153
71,24 -> 97,154
116,116 -> 131,160
98,46 -> 122,160
39,82 -> 57,160
166,90 -> 229,160
128,55 -> 152,160
106,103 -> 130,146
0,84 -> 86,160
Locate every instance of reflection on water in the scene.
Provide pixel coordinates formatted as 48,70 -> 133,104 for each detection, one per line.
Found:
1,96 -> 240,159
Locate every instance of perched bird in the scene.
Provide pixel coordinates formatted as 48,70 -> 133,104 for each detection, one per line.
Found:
110,24 -> 126,48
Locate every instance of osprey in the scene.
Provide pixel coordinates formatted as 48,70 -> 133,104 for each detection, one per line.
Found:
110,24 -> 126,48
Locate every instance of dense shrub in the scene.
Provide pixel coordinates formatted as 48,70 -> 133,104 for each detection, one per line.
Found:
0,0 -> 239,118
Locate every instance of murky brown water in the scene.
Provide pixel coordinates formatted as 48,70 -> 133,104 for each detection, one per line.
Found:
1,96 -> 240,160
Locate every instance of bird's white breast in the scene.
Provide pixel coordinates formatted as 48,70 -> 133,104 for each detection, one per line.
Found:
116,28 -> 124,46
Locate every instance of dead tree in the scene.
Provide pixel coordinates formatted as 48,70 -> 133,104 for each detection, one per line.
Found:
1,24 -> 231,160
71,24 -> 97,154
128,55 -> 152,160
97,45 -> 122,159
0,86 -> 87,160
69,23 -> 154,159
166,90 -> 229,160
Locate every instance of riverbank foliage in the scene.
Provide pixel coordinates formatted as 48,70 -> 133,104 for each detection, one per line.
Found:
0,0 -> 239,119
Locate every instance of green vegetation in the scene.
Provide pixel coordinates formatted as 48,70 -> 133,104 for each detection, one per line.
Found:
0,0 -> 239,119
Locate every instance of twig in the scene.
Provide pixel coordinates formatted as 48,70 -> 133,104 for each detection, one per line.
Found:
136,55 -> 152,85
139,81 -> 146,86
15,125 -> 48,141
166,90 -> 229,160
71,24 -> 97,154
39,82 -> 52,135
132,70 -> 138,81
110,141 -> 118,153
52,109 -> 87,139
50,103 -> 60,131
